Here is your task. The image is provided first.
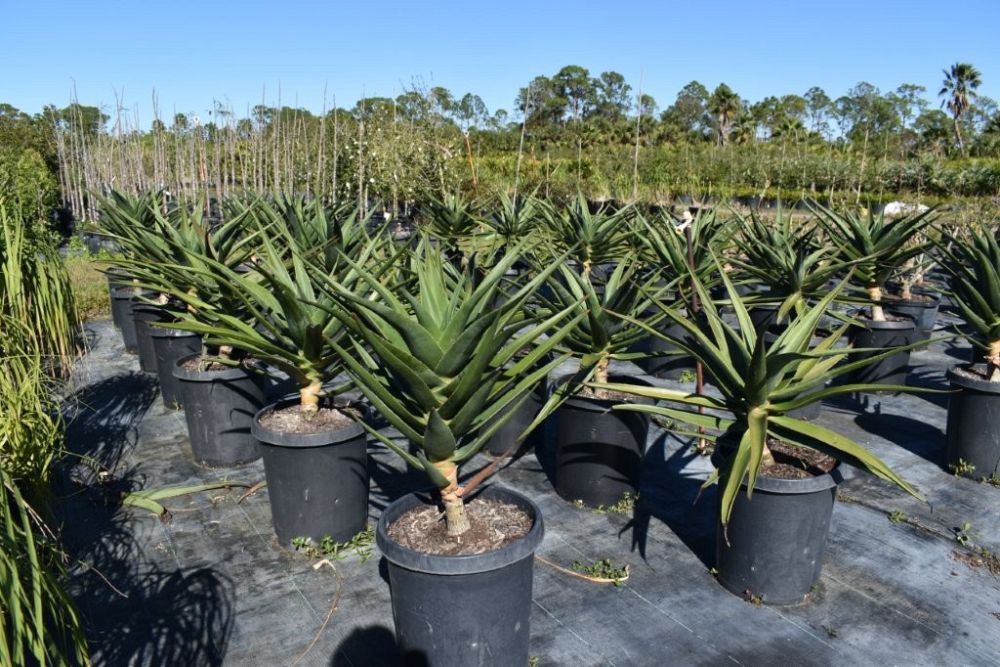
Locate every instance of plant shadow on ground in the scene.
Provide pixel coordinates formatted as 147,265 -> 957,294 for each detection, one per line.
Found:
941,339 -> 974,364
331,625 -> 428,666
55,372 -> 236,665
627,431 -> 717,567
826,393 -> 946,466
367,438 -> 436,514
905,366 -> 954,409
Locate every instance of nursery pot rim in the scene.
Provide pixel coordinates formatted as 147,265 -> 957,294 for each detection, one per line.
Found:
129,289 -> 160,302
149,325 -> 199,340
111,285 -> 139,299
714,430 -> 844,494
947,364 -> 1000,394
883,293 -> 941,308
376,485 -> 544,576
557,372 -> 655,412
172,352 -> 251,382
251,396 -> 366,448
852,313 -> 916,331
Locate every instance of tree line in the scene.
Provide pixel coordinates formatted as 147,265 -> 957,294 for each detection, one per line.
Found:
0,62 -> 996,226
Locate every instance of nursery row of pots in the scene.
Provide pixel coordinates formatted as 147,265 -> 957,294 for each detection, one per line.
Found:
108,266 -> 998,622
94,191 -> 1000,665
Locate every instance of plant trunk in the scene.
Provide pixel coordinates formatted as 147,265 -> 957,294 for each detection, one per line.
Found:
300,378 -> 322,416
750,407 -> 776,468
988,340 -> 1000,382
434,461 -> 470,537
867,284 -> 885,322
595,356 -> 609,385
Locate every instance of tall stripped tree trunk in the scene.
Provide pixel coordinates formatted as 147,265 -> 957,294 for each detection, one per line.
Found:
357,114 -> 365,215
332,102 -> 339,203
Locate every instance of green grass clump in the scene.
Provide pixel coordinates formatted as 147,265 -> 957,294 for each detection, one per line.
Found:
0,199 -> 89,664
64,253 -> 110,322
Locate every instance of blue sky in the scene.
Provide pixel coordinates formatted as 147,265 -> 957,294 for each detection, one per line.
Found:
3,0 -> 998,125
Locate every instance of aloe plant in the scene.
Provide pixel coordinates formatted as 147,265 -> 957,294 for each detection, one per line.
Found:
728,207 -> 853,321
99,193 -> 258,317
423,193 -> 482,266
813,204 -> 937,321
124,197 -> 395,413
541,194 -> 635,275
233,194 -> 375,273
592,266 -> 925,526
322,241 -> 579,536
541,257 -> 661,388
96,189 -> 164,235
940,227 -> 1000,380
635,207 -> 731,290
480,191 -> 542,261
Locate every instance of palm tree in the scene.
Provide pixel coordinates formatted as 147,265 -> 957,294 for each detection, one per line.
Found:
939,63 -> 982,155
708,84 -> 742,146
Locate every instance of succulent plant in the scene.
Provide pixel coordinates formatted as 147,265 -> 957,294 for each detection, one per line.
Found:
940,226 -> 1000,380
322,241 -> 579,536
813,204 -> 937,321
592,265 -> 926,526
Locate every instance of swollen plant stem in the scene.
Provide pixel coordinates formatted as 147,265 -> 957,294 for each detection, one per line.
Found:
300,379 -> 322,416
595,356 -> 610,385
434,461 -> 470,536
868,284 -> 886,321
988,340 -> 1000,382
762,443 -> 776,468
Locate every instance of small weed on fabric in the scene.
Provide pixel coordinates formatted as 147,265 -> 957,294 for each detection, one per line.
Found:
292,526 -> 375,562
593,493 -> 636,516
572,559 -> 629,586
949,459 -> 976,478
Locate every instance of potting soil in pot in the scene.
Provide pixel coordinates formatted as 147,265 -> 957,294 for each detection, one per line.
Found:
387,498 -> 532,556
257,404 -> 356,433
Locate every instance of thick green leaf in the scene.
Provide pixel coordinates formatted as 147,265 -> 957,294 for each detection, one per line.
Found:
769,416 -> 922,499
422,410 -> 458,463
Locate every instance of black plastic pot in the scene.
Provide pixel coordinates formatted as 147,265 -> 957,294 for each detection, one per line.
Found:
636,317 -> 696,381
553,377 -> 652,507
252,399 -> 370,546
172,353 -> 263,467
248,361 -> 299,403
749,303 -> 781,335
130,294 -> 165,373
150,328 -> 202,409
715,455 -> 843,605
884,292 -> 940,342
847,316 -> 915,386
111,287 -> 139,353
376,486 -> 543,667
81,232 -> 101,255
945,365 -> 1000,479
483,381 -> 547,456
490,263 -> 531,310
105,271 -> 127,329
